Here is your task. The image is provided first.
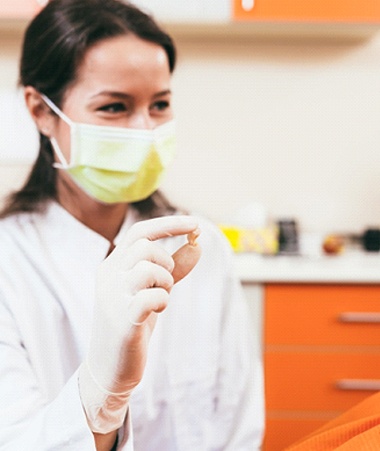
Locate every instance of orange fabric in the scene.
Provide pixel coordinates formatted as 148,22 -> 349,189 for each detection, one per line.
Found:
285,391 -> 380,450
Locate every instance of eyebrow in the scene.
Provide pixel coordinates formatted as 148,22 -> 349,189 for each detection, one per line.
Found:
91,90 -> 172,99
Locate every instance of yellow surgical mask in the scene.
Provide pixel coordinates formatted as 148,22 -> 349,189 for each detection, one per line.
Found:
41,95 -> 176,204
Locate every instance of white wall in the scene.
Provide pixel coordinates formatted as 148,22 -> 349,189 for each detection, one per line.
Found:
1,26 -> 380,235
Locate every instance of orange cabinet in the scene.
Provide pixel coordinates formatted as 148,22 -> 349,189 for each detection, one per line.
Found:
233,0 -> 380,23
0,0 -> 44,20
263,284 -> 380,451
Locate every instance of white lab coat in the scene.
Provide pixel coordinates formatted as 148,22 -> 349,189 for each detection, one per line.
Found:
0,201 -> 264,450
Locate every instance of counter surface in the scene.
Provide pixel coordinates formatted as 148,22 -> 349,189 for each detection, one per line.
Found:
234,251 -> 380,284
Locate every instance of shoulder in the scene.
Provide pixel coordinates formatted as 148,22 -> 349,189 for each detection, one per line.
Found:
0,211 -> 34,243
0,214 -> 43,286
0,207 -> 46,240
0,203 -> 59,266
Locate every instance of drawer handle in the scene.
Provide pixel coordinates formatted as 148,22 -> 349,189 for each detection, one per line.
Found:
336,379 -> 380,391
338,312 -> 380,323
242,0 -> 255,12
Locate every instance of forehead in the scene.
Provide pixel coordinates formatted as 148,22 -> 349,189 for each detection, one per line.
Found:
69,34 -> 171,94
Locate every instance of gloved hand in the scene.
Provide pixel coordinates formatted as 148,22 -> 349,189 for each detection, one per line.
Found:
78,215 -> 201,433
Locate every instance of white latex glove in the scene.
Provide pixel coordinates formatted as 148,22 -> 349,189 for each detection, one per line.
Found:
78,215 -> 201,433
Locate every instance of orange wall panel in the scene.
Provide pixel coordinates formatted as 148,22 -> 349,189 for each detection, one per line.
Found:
233,0 -> 380,23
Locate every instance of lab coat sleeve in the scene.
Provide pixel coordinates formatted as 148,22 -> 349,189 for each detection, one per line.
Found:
206,236 -> 265,450
0,298 -> 133,451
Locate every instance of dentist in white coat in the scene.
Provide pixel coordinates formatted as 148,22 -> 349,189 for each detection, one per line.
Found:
0,0 -> 265,449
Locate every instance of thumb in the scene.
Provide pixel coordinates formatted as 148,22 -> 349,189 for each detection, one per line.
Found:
172,229 -> 202,283
119,215 -> 199,248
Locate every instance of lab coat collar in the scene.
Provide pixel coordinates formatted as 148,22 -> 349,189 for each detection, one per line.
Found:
43,201 -> 138,260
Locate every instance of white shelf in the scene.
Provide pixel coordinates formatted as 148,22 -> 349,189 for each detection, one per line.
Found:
0,16 -> 379,43
235,252 -> 380,284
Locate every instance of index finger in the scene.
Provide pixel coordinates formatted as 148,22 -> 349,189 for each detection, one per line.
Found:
119,215 -> 199,248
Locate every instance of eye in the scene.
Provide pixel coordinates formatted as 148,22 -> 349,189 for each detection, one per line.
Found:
97,102 -> 127,113
151,100 -> 170,112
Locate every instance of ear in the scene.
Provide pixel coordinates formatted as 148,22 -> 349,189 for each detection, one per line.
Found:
24,86 -> 56,137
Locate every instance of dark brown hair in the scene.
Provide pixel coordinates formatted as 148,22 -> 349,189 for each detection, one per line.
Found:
1,0 -> 177,218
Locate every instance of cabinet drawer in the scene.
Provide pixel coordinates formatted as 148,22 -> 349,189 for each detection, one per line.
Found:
265,284 -> 380,346
263,417 -> 330,451
265,350 -> 380,410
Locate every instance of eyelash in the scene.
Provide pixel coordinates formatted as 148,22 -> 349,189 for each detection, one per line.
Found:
98,103 -> 126,113
97,100 -> 170,114
153,100 -> 170,111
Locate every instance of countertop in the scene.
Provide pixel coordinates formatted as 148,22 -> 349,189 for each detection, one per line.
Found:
234,251 -> 380,284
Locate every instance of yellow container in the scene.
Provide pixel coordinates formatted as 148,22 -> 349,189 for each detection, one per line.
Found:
219,225 -> 279,254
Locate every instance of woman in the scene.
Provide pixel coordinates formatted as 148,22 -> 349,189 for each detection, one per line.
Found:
0,0 -> 264,449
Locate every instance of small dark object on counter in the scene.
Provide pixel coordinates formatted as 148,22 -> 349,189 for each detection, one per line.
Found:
362,228 -> 380,252
277,219 -> 299,255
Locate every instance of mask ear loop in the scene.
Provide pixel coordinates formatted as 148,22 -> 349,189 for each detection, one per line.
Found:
40,94 -> 73,169
50,138 -> 70,169
40,94 -> 73,125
